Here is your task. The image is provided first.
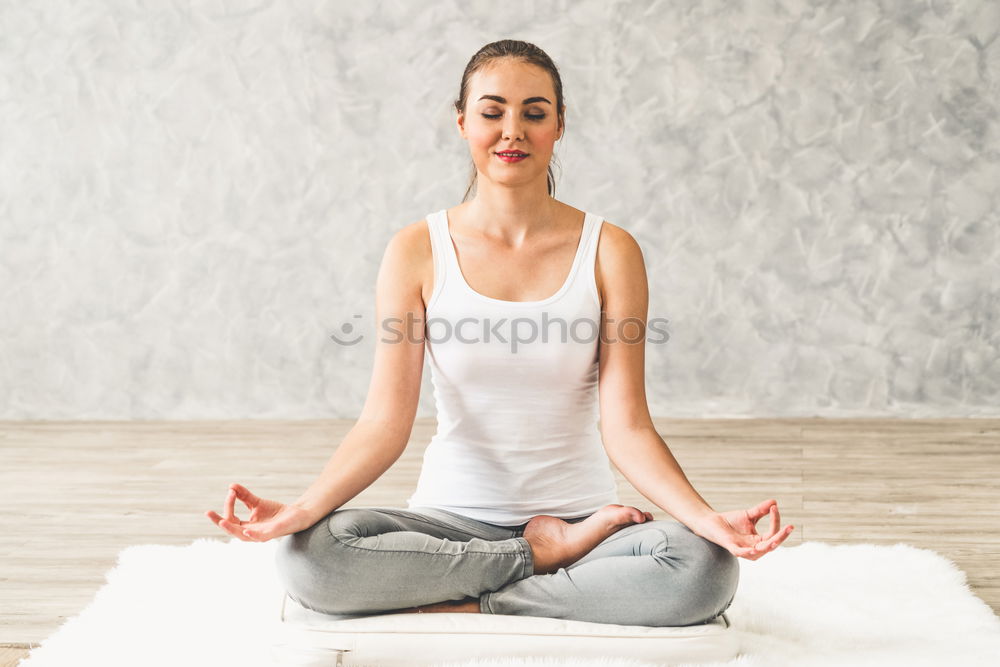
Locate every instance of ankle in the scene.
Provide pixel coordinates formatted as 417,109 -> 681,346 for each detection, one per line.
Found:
524,535 -> 561,575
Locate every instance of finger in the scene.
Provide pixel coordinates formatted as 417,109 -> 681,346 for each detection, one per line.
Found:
241,522 -> 272,542
733,545 -> 762,560
231,483 -> 261,508
772,524 -> 793,547
744,537 -> 775,559
216,518 -> 252,541
754,524 -> 794,552
644,511 -> 654,522
752,498 -> 777,522
754,530 -> 778,551
725,532 -> 768,557
225,488 -> 239,523
208,509 -> 266,542
759,504 -> 779,541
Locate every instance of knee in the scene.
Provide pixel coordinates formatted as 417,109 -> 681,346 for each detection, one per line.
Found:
684,529 -> 739,623
654,524 -> 739,625
273,510 -> 367,614
273,520 -> 333,612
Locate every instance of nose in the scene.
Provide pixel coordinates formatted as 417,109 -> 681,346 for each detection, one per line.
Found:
502,111 -> 525,141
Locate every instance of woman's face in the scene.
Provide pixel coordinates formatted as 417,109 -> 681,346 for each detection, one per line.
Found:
458,59 -> 563,190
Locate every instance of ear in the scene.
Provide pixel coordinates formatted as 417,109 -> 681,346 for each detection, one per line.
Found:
457,111 -> 466,139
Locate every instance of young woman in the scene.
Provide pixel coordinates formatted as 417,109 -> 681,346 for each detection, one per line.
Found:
206,39 -> 792,627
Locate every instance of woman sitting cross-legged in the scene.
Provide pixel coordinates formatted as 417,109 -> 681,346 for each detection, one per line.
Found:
206,38 -> 792,628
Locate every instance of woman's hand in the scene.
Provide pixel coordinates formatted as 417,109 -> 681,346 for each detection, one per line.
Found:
205,483 -> 316,542
689,499 -> 794,560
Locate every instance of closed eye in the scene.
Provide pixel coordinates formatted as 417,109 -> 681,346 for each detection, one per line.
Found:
482,113 -> 546,120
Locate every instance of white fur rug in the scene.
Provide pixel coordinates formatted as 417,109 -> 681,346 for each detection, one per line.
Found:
16,537 -> 1000,666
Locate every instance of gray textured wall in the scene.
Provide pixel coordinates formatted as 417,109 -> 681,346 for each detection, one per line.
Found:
1,1 -> 997,419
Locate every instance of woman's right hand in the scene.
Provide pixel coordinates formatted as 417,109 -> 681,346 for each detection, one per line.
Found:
205,483 -> 316,542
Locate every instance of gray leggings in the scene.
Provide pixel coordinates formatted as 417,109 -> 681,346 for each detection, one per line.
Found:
273,505 -> 739,627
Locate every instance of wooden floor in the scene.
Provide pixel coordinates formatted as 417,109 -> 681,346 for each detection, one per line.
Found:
1,418 -> 998,666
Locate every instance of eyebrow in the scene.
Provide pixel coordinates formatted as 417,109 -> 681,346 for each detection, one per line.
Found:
477,94 -> 552,105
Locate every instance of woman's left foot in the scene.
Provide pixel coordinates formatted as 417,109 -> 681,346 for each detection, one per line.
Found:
523,504 -> 652,574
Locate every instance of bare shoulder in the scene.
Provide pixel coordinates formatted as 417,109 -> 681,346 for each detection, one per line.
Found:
378,218 -> 433,307
597,220 -> 642,257
595,220 -> 646,307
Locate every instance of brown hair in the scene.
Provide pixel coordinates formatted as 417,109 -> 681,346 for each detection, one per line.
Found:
454,39 -> 566,202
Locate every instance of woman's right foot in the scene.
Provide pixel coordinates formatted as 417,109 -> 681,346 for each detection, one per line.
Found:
522,504 -> 654,575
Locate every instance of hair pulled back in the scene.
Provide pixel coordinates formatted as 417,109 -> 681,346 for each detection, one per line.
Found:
454,39 -> 566,202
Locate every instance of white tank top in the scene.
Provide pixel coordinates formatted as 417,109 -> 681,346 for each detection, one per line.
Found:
406,207 -> 621,526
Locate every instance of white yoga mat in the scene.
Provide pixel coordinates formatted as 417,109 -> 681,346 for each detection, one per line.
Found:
15,537 -> 1000,666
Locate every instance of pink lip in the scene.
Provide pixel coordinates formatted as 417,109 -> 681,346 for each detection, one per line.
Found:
496,152 -> 528,162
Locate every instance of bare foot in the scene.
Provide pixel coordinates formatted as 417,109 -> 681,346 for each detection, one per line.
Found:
523,504 -> 654,575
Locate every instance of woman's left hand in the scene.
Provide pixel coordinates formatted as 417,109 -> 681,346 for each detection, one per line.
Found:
689,499 -> 794,560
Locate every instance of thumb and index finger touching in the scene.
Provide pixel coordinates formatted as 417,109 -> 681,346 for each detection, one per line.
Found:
228,483 -> 260,509
748,498 -> 795,552
204,482 -> 263,540
748,498 -> 783,532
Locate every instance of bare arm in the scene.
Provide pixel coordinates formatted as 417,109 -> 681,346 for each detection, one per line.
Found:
595,223 -> 795,559
291,221 -> 429,524
596,223 -> 716,530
